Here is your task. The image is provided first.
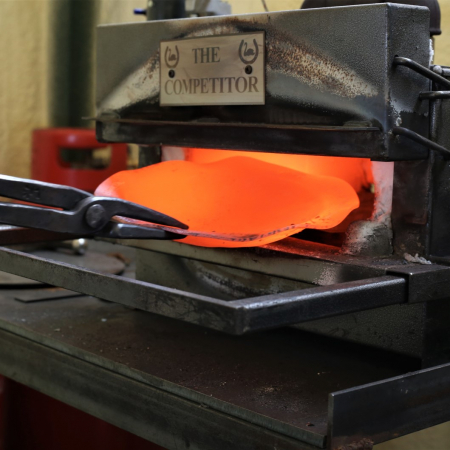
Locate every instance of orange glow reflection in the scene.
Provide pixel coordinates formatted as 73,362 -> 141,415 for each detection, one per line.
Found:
95,154 -> 367,248
183,148 -> 374,192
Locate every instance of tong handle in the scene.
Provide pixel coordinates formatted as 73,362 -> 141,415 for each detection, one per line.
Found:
0,202 -> 80,234
0,175 -> 91,209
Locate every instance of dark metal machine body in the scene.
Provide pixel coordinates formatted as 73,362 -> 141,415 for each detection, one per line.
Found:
96,4 -> 431,161
91,1 -> 450,363
301,0 -> 442,36
94,3 -> 450,259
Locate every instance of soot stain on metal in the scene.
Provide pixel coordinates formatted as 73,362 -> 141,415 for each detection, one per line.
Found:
105,15 -> 377,113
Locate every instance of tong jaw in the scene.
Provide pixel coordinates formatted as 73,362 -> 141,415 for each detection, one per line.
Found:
75,196 -> 187,236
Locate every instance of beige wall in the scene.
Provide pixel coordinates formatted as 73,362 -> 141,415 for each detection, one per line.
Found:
2,0 -> 450,178
376,421 -> 450,449
0,0 -> 52,178
436,0 -> 450,64
97,0 -> 144,24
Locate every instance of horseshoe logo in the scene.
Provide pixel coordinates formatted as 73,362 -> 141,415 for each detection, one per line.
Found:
239,39 -> 259,65
165,45 -> 180,68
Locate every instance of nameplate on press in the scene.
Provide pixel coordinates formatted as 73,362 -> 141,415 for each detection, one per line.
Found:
160,32 -> 265,106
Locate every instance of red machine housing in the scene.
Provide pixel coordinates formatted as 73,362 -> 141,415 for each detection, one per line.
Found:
32,128 -> 128,192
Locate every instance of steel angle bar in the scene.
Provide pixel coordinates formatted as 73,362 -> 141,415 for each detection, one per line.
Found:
387,264 -> 450,303
329,362 -> 450,449
96,119 -> 384,159
0,246 -> 238,334
233,276 -> 406,334
0,247 -> 406,334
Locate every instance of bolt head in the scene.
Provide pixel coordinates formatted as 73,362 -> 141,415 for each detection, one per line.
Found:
72,238 -> 88,255
85,204 -> 107,229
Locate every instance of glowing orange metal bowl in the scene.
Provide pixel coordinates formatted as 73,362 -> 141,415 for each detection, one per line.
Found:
95,156 -> 360,248
183,148 -> 374,192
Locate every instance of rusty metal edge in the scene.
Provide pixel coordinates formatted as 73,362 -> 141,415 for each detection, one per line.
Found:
328,361 -> 450,448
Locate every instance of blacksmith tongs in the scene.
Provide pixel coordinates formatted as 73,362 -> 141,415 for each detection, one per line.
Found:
0,175 -> 187,240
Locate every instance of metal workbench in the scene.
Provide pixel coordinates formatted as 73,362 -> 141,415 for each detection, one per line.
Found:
0,275 -> 450,450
